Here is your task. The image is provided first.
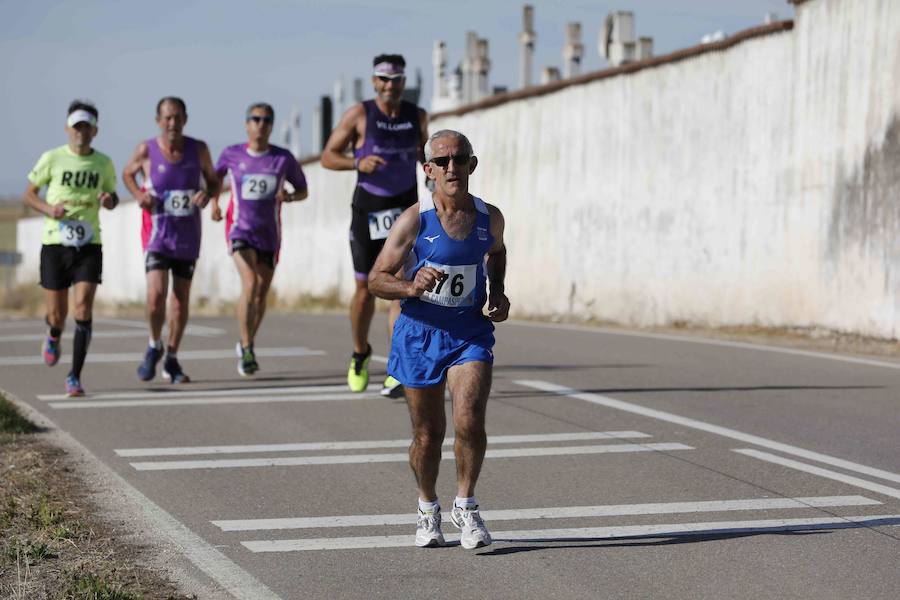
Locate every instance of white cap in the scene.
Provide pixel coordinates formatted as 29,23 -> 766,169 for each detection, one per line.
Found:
67,110 -> 97,127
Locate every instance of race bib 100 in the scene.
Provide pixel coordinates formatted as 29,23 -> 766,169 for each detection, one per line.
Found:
241,174 -> 278,201
163,190 -> 196,217
420,261 -> 477,307
368,208 -> 403,241
59,220 -> 94,247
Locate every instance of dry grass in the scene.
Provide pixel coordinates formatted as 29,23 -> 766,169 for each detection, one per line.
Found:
0,394 -> 195,600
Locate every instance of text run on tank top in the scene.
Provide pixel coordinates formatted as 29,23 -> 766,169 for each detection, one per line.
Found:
354,100 -> 419,197
401,193 -> 494,334
141,136 -> 203,260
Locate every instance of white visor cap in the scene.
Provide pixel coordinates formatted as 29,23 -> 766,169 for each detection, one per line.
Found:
67,110 -> 97,127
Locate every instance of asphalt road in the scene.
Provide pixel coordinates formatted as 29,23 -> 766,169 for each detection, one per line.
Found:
1,312 -> 899,599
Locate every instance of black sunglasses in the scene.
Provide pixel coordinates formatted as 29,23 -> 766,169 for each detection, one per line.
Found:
376,75 -> 404,83
429,154 -> 470,168
247,115 -> 274,124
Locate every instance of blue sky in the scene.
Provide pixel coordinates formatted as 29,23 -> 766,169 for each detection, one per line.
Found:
0,0 -> 789,195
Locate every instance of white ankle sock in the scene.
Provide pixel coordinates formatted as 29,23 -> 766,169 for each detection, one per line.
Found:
149,337 -> 161,350
454,496 -> 477,509
418,498 -> 440,513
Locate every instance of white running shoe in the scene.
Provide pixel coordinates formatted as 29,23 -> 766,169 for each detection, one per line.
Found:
450,504 -> 492,549
415,508 -> 446,548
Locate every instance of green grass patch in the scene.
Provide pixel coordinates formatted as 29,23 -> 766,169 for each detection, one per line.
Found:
0,394 -> 37,440
63,567 -> 143,600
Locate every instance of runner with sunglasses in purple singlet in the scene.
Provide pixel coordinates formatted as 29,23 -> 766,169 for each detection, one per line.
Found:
210,103 -> 308,376
322,53 -> 429,397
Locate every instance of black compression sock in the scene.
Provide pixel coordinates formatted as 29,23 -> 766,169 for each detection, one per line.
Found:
352,344 -> 372,360
45,316 -> 62,339
71,319 -> 92,378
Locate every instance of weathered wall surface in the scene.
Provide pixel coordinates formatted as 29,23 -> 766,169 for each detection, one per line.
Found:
16,0 -> 900,338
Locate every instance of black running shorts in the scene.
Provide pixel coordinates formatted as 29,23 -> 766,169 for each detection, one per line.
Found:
349,185 -> 417,279
231,238 -> 276,270
144,251 -> 196,280
40,244 -> 103,290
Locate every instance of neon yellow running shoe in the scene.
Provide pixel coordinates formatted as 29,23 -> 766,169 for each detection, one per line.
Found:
347,346 -> 371,392
380,375 -> 404,398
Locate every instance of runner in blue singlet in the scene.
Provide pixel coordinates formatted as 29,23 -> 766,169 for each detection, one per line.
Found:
368,129 -> 510,550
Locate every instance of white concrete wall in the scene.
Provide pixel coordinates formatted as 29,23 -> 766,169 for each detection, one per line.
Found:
16,0 -> 900,338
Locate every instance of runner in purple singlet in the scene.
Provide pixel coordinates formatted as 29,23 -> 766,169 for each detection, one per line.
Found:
211,102 -> 308,376
322,53 -> 429,396
122,97 -> 220,384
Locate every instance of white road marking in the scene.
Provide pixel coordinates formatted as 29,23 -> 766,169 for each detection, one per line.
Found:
1,346 -> 325,367
1,330 -> 157,343
50,391 -> 380,410
116,431 -> 650,457
39,383 -> 364,402
240,514 -> 900,552
513,320 -> 900,371
516,380 -> 900,485
212,495 -> 880,531
734,449 -> 900,500
130,443 -> 693,471
93,317 -> 226,336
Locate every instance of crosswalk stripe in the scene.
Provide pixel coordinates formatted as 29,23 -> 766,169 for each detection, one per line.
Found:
240,514 -> 900,552
50,391 -> 381,410
115,431 -> 652,457
39,383 -> 362,402
129,443 -> 693,471
211,495 -> 880,531
0,346 -> 324,367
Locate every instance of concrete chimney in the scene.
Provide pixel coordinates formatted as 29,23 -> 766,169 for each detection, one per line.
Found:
540,66 -> 561,84
519,5 -> 536,88
563,22 -> 584,78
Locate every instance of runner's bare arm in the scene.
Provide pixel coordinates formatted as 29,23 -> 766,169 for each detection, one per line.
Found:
485,204 -> 509,322
322,104 -> 384,173
195,141 -> 220,208
369,205 -> 442,300
24,182 -> 65,218
122,142 -> 153,209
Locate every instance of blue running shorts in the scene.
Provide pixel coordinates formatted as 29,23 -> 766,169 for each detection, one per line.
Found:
388,314 -> 494,388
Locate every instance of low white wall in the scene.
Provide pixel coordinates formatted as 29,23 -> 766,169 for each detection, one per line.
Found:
17,0 -> 900,339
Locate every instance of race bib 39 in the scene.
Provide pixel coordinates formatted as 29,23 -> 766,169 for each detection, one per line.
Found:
59,220 -> 94,247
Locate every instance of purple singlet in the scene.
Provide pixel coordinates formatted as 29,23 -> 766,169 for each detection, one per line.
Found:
354,100 -> 420,197
141,137 -> 203,261
216,144 -> 307,252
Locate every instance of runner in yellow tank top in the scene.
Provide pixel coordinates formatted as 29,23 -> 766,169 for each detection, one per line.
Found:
24,100 -> 119,397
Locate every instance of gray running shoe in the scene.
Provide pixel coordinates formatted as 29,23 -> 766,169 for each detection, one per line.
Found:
415,507 -> 446,548
450,504 -> 492,549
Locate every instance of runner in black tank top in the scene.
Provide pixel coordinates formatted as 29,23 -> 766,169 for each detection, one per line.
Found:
322,53 -> 429,397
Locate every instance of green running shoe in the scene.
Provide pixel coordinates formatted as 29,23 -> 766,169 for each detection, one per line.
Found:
380,375 -> 404,398
347,345 -> 371,392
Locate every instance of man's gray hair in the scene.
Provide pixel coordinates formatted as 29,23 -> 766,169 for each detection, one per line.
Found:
246,102 -> 275,120
424,129 -> 474,161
